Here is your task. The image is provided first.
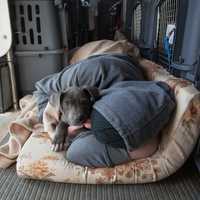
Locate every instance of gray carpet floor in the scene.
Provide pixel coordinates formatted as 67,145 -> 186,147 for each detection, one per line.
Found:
0,160 -> 200,200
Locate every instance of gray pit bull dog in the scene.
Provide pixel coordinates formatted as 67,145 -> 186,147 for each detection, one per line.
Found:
50,86 -> 100,152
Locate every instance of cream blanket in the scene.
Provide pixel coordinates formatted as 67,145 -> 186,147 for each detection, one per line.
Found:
0,95 -> 40,168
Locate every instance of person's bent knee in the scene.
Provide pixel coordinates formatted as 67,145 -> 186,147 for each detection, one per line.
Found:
65,133 -> 113,168
65,146 -> 86,166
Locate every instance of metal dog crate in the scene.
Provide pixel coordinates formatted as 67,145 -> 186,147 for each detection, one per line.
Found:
0,57 -> 12,113
156,0 -> 178,66
131,3 -> 142,42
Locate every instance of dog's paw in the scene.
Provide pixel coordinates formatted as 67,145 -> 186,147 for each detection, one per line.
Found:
51,134 -> 66,152
51,121 -> 68,152
51,135 -> 64,151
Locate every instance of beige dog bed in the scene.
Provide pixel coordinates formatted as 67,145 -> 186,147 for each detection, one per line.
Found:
15,40 -> 200,184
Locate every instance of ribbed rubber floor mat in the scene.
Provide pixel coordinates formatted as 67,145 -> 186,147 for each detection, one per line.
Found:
0,161 -> 199,200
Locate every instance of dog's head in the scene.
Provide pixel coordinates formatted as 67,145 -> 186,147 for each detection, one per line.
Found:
59,87 -> 99,126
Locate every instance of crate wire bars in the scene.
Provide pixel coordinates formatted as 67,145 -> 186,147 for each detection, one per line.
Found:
131,3 -> 142,42
157,0 -> 178,67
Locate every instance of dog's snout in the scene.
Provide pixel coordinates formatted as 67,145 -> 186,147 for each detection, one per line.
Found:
60,87 -> 94,125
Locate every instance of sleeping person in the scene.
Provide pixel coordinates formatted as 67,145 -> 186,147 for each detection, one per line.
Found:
34,54 -> 176,168
34,53 -> 145,121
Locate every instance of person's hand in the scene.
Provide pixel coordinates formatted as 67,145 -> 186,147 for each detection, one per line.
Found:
83,119 -> 91,129
68,125 -> 83,135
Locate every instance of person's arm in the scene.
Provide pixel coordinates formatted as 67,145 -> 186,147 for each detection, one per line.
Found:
34,64 -> 79,121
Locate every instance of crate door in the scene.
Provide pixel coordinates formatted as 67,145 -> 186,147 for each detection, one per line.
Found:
131,3 -> 142,43
156,0 -> 178,67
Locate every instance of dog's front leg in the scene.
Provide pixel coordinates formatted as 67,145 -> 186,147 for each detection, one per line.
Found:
51,121 -> 69,152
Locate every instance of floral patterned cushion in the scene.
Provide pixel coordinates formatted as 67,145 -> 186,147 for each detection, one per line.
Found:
16,58 -> 200,184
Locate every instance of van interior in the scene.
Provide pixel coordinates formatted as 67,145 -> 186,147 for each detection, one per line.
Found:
0,0 -> 200,199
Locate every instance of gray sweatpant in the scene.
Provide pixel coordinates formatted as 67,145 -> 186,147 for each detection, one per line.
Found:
65,131 -> 131,168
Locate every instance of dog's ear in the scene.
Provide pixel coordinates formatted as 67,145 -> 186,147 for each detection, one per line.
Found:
82,87 -> 100,103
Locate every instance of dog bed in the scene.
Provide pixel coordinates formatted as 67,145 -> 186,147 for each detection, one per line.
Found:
16,49 -> 200,183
